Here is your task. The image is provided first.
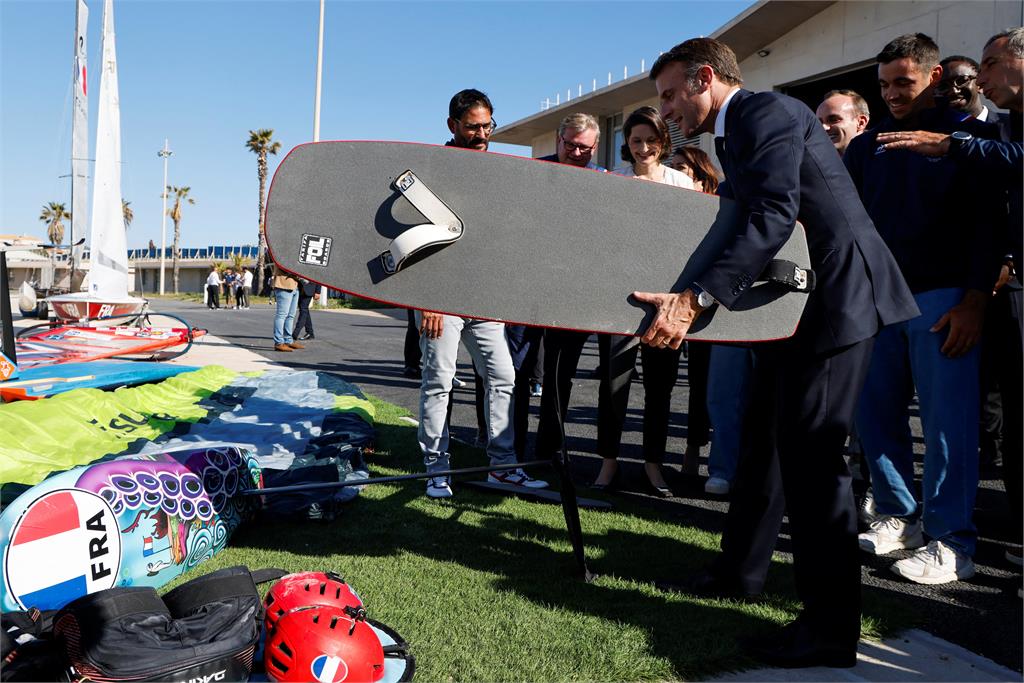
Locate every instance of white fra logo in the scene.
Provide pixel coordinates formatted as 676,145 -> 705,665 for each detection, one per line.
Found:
299,234 -> 332,267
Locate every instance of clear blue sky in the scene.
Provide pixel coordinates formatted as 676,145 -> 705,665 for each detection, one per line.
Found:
1,0 -> 752,250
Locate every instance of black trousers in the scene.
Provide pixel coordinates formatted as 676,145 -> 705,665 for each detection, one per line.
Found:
992,284 -> 1023,542
535,330 -> 636,460
293,293 -> 314,337
404,309 -> 422,370
684,342 -> 711,449
206,284 -> 220,309
508,325 -> 545,459
712,337 -> 873,648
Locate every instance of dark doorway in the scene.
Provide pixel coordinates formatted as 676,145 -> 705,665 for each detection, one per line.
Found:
781,63 -> 887,129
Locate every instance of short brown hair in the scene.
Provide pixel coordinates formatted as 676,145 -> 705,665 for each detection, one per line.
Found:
822,89 -> 870,119
558,112 -> 600,142
650,37 -> 743,87
671,146 -> 720,194
620,106 -> 671,164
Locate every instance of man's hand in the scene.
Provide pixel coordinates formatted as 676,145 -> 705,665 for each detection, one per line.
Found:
930,289 -> 987,357
632,289 -> 705,350
420,311 -> 445,339
876,130 -> 950,156
993,264 -> 1012,295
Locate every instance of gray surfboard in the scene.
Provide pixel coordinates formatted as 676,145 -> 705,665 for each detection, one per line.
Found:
265,141 -> 812,342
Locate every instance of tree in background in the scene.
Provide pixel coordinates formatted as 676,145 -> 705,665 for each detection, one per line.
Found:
39,201 -> 71,270
122,199 -> 133,230
166,185 -> 195,294
245,128 -> 280,295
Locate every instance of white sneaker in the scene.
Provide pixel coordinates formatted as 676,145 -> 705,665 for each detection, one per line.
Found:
426,476 -> 453,498
452,377 -> 466,388
704,477 -> 730,496
891,540 -> 975,585
1006,547 -> 1023,567
489,468 -> 548,489
858,488 -> 879,526
858,516 -> 925,555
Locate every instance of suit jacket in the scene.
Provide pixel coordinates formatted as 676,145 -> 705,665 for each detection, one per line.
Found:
699,89 -> 919,352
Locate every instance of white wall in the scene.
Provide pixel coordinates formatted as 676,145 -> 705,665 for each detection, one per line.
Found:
740,1 -> 1023,93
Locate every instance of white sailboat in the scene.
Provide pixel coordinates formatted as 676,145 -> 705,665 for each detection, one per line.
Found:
48,0 -> 145,321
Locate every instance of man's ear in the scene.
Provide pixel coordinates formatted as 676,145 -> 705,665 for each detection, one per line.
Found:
857,114 -> 870,133
699,64 -> 714,92
928,63 -> 943,87
447,117 -> 457,136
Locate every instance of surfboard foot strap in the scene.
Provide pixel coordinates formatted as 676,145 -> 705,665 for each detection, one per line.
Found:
761,259 -> 815,292
380,170 -> 464,274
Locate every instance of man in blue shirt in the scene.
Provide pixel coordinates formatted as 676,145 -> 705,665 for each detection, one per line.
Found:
844,33 -> 1003,585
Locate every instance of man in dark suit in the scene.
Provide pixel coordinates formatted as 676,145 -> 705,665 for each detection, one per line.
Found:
635,37 -> 919,668
292,277 -> 317,341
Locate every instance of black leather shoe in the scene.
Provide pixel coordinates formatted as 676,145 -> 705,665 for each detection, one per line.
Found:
742,621 -> 857,669
654,570 -> 758,600
403,366 -> 422,379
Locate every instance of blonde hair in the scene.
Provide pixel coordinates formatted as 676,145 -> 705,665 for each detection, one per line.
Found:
558,113 -> 600,141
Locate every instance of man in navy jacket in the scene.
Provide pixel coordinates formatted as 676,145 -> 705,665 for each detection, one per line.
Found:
637,37 -> 918,668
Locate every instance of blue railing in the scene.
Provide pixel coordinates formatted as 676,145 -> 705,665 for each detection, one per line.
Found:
125,245 -> 260,261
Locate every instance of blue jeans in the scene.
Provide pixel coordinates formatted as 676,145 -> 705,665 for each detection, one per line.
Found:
855,288 -> 980,556
273,288 -> 299,345
706,344 -> 755,482
416,314 -> 516,473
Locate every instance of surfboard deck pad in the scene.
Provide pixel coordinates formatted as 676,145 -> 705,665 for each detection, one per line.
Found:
265,141 -> 812,342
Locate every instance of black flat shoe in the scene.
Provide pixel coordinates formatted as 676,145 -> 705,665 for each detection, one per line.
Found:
742,621 -> 857,669
654,570 -> 759,600
646,480 -> 674,498
590,472 -> 621,492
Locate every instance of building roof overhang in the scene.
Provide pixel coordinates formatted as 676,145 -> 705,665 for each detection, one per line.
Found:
492,0 -> 832,147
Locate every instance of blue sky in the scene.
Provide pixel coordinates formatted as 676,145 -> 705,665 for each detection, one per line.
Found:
1,0 -> 752,250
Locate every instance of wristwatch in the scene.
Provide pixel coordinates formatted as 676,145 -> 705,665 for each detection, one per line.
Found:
948,130 -> 973,154
690,285 -> 715,309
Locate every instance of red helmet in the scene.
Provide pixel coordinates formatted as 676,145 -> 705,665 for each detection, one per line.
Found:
264,606 -> 385,683
264,571 -> 363,631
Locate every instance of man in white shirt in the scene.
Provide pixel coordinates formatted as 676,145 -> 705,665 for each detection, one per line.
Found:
205,266 -> 221,309
240,267 -> 253,309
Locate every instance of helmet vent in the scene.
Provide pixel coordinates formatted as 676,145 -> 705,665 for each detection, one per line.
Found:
270,655 -> 289,673
279,641 -> 293,658
329,615 -> 340,630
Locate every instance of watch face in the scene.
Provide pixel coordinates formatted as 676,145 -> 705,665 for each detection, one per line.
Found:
952,131 -> 971,141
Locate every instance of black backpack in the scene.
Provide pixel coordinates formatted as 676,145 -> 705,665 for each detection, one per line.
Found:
51,566 -> 283,683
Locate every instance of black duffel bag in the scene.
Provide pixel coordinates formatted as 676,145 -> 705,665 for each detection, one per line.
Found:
53,566 -> 276,683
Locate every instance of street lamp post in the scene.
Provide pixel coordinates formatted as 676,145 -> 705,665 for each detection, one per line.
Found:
157,139 -> 173,295
313,0 -> 329,307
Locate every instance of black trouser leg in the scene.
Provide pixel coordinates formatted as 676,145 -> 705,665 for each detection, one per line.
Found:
404,309 -> 422,370
685,342 -> 712,449
715,338 -> 872,649
997,286 -> 1023,542
640,344 -> 683,464
535,330 -> 588,458
207,285 -> 219,308
596,334 -> 640,459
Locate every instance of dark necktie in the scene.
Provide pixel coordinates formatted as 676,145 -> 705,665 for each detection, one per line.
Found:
714,136 -> 726,162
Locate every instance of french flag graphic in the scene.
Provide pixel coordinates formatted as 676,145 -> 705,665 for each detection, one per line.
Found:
310,654 -> 349,683
3,489 -> 121,610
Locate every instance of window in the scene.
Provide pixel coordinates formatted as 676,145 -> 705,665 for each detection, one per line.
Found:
602,113 -> 623,170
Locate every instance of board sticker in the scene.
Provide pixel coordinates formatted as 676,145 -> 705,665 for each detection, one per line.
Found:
300,234 -> 332,267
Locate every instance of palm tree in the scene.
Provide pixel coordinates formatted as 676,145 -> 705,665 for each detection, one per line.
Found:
166,185 -> 195,294
39,201 -> 71,271
122,199 -> 134,230
245,129 -> 281,295
230,251 -> 248,273
39,201 -> 71,246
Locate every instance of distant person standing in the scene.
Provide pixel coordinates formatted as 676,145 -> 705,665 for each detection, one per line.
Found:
205,265 -> 221,309
293,277 -> 317,341
272,266 -> 303,352
240,267 -> 253,309
222,268 -> 236,309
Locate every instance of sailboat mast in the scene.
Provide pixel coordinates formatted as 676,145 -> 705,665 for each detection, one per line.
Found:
70,0 -> 89,283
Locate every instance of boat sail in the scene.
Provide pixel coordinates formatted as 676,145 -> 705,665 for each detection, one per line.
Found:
48,0 -> 145,321
70,0 -> 88,273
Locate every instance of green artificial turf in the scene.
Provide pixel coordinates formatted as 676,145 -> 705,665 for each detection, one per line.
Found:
170,395 -> 908,682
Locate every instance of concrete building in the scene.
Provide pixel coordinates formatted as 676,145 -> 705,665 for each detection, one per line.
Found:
492,1 -> 1023,165
128,245 -> 259,294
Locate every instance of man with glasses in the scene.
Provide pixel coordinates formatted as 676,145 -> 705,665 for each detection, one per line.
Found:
529,114 -> 622,477
416,89 -> 547,498
936,55 -> 989,120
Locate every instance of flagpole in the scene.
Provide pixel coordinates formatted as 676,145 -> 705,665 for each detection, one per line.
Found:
313,0 -> 329,307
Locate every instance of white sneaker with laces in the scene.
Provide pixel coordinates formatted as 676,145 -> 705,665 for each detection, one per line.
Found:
704,477 -> 730,496
489,468 -> 548,489
426,476 -> 453,498
891,540 -> 975,585
858,516 -> 924,555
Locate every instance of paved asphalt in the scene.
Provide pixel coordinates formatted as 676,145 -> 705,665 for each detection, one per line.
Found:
162,299 -> 1021,672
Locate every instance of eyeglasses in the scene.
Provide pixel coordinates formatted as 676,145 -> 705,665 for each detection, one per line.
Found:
560,137 -> 596,154
937,74 -> 977,91
460,119 -> 497,134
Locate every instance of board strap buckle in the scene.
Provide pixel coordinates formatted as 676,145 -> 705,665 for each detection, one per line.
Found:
379,170 -> 464,274
760,259 -> 815,292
